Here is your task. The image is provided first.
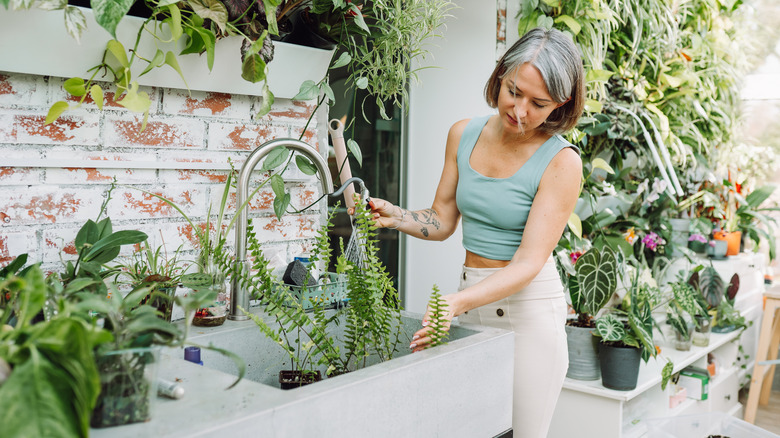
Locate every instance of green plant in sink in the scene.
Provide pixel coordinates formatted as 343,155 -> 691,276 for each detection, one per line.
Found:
232,199 -> 404,387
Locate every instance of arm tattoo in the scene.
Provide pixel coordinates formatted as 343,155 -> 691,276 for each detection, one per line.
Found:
411,208 -> 440,238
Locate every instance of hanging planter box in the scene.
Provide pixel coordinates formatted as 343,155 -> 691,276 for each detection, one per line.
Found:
0,7 -> 334,98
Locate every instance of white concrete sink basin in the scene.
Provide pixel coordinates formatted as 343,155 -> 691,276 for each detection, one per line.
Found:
91,308 -> 514,437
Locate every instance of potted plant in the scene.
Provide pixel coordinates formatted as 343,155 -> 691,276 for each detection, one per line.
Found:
665,271 -> 709,351
0,259 -> 110,438
556,246 -> 618,380
711,297 -> 748,333
113,241 -> 188,322
734,183 -> 779,260
593,265 -> 661,391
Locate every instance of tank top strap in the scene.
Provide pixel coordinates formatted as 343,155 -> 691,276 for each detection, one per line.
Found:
457,115 -> 492,167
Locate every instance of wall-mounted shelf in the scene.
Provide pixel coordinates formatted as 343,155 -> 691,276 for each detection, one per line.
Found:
0,7 -> 334,99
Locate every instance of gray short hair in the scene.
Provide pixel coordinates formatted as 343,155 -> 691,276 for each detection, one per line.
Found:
484,27 -> 585,134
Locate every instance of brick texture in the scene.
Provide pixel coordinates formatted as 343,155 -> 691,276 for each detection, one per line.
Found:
0,70 -> 329,278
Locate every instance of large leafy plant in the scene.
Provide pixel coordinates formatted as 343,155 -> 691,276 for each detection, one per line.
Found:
557,245 -> 617,327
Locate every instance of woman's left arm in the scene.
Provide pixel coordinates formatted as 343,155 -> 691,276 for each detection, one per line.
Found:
411,148 -> 582,351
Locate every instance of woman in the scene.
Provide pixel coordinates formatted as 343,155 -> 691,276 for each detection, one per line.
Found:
366,28 -> 584,436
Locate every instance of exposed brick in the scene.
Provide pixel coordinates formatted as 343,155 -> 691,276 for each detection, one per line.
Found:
41,225 -> 80,264
207,122 -> 288,151
0,113 -> 14,142
0,167 -> 41,185
259,98 -> 317,124
163,89 -> 252,119
0,186 -> 104,225
107,186 -> 207,220
250,213 -> 319,241
0,72 -> 48,107
45,167 -> 157,185
0,231 -> 38,265
104,114 -> 206,149
14,112 -> 100,145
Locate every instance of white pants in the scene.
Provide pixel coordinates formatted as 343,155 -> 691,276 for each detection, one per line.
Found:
456,262 -> 568,438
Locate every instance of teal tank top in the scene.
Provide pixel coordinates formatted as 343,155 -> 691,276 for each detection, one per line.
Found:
456,115 -> 579,260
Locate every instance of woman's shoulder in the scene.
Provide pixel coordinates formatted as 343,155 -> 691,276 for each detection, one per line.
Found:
449,116 -> 493,138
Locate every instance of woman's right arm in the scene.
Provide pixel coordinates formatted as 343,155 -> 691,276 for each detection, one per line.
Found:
368,119 -> 468,241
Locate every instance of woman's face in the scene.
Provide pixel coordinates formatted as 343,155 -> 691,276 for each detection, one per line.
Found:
497,62 -> 564,136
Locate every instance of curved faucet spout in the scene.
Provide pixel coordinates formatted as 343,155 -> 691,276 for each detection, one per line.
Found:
229,138 -> 334,321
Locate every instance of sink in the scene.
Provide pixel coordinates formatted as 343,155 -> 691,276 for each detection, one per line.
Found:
92,307 -> 515,437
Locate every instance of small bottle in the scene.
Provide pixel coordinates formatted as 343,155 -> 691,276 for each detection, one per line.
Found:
184,346 -> 203,366
157,378 -> 185,399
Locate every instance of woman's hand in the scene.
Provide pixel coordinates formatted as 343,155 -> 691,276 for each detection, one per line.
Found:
409,294 -> 458,353
349,196 -> 403,229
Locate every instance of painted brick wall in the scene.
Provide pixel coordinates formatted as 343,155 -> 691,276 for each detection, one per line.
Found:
0,71 -> 329,279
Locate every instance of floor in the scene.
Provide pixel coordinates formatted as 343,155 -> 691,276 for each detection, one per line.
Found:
740,389 -> 780,434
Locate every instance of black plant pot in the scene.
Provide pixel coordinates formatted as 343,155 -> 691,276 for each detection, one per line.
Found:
279,370 -> 322,390
281,10 -> 337,50
598,342 -> 642,391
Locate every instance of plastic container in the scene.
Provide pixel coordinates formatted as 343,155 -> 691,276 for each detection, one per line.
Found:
281,272 -> 347,310
645,412 -> 779,438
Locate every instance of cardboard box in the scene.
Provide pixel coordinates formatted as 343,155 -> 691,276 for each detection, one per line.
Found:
678,367 -> 709,401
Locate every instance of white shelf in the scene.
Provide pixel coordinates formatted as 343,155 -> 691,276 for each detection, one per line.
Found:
0,7 -> 334,99
563,329 -> 742,402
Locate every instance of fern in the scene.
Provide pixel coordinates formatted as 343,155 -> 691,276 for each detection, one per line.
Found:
425,284 -> 450,349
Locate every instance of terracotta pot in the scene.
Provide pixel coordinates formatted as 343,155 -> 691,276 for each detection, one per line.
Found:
712,231 -> 742,256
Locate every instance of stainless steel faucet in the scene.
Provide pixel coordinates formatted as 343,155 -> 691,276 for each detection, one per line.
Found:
229,138 -> 334,321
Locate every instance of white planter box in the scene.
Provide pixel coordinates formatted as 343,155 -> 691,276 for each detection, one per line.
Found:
90,310 -> 515,437
0,7 -> 333,98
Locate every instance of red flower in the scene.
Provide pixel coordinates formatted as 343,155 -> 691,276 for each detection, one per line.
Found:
570,251 -> 583,264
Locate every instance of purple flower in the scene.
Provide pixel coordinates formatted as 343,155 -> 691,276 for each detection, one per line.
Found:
642,232 -> 665,251
688,233 -> 707,243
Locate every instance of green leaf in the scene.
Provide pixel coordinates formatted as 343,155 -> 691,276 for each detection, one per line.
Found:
91,0 -> 134,37
45,101 -> 69,125
0,350 -> 81,437
106,39 -> 129,68
273,192 -> 291,220
270,174 -> 285,197
166,4 -> 183,40
186,0 -> 228,32
590,158 -> 615,174
574,247 -> 616,316
554,15 -> 581,35
745,184 -> 777,208
258,85 -> 274,117
355,77 -> 368,89
140,50 -> 166,77
117,82 -> 152,113
63,6 -> 87,43
661,360 -> 674,391
331,52 -> 351,69
296,155 -> 318,175
241,54 -> 267,83
292,80 -> 319,101
89,85 -> 104,110
83,230 -> 148,263
594,314 -> 625,342
164,51 -> 189,90
346,139 -> 362,167
586,69 -> 613,83
262,147 -> 289,171
567,212 -> 582,239
321,81 -> 335,104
